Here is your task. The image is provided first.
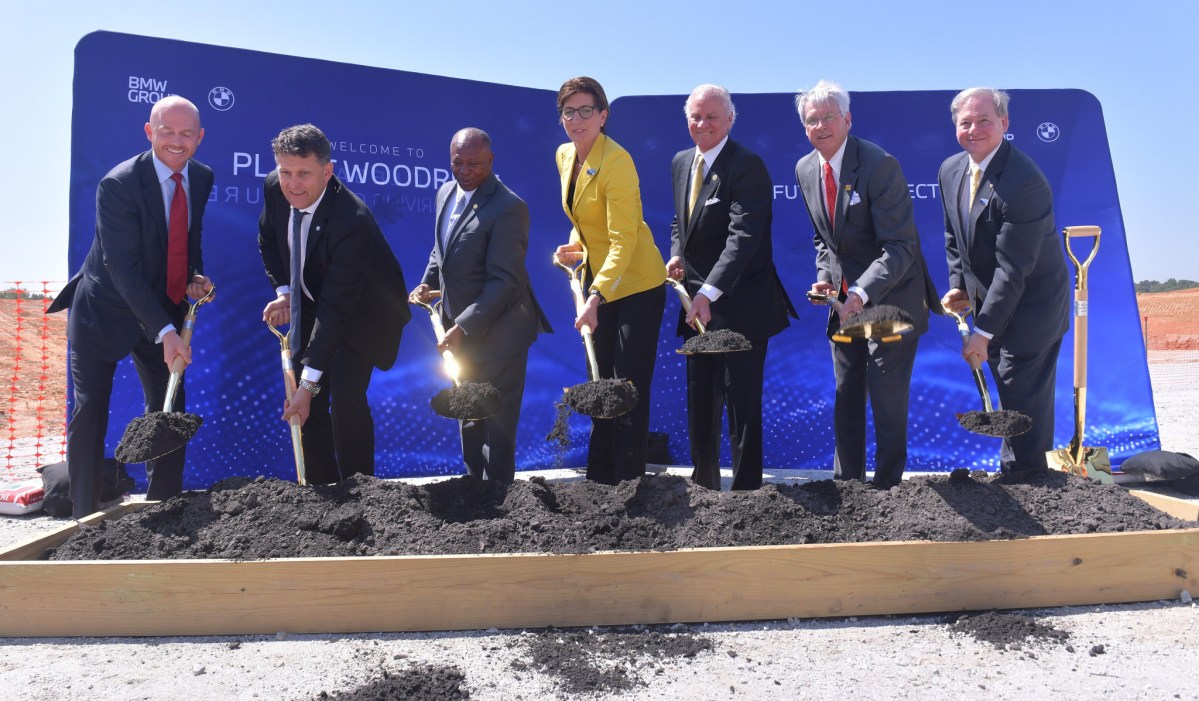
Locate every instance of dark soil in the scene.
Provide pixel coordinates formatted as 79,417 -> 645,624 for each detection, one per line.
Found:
950,611 -> 1071,650
563,379 -> 638,418
430,382 -> 501,420
316,664 -> 470,700
957,410 -> 1033,438
45,469 -> 1195,561
846,304 -> 913,327
510,626 -> 714,694
113,411 -> 203,463
546,379 -> 640,446
679,328 -> 752,354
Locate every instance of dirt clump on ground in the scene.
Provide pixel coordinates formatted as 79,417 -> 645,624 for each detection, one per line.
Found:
316,664 -> 470,700
44,470 -> 1195,561
510,626 -> 715,695
950,611 -> 1072,651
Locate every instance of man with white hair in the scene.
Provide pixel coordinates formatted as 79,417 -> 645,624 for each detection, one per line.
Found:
666,84 -> 796,490
794,80 -> 940,489
938,87 -> 1069,480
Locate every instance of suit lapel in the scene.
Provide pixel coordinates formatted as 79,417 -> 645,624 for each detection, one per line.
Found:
445,175 -> 494,255
139,154 -> 169,254
305,176 -> 339,263
434,184 -> 455,258
572,136 -> 603,211
945,153 -> 968,241
968,141 -> 1006,241
835,137 -> 862,241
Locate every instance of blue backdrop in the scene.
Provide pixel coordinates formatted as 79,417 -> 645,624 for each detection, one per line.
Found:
68,32 -> 1158,490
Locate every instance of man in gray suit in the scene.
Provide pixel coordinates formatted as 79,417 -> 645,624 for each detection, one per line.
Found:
410,128 -> 551,482
939,87 -> 1069,480
794,80 -> 939,489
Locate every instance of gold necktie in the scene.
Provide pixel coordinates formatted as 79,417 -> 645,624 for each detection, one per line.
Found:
688,153 -> 706,216
969,166 -> 983,205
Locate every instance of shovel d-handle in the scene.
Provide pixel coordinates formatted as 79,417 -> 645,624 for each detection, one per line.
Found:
1063,225 -> 1101,465
666,278 -> 708,334
804,291 -> 855,343
553,253 -> 602,382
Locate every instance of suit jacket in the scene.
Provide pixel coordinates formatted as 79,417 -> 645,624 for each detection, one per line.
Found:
50,151 -> 214,360
259,171 -> 409,372
556,134 -> 666,301
421,172 -> 551,362
670,138 -> 796,342
796,135 -> 939,337
939,140 -> 1069,353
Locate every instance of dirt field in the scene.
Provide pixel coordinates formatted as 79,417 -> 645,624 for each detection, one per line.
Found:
0,298 -> 66,442
1137,287 -> 1199,350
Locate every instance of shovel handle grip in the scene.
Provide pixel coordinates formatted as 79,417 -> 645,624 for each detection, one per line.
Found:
168,310 -> 197,375
280,349 -> 302,428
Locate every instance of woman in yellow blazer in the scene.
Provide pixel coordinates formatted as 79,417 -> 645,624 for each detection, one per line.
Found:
553,76 -> 666,485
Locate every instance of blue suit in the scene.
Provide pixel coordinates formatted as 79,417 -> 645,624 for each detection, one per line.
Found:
49,150 -> 214,517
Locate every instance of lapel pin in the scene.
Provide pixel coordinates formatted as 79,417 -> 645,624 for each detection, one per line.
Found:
586,168 -> 596,176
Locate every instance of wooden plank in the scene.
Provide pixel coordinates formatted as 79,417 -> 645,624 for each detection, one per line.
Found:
1,529 -> 1195,637
1127,489 -> 1199,521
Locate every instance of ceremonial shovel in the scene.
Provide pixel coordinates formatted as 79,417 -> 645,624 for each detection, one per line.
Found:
114,285 -> 215,464
1046,225 -> 1112,482
551,253 -> 637,419
944,308 -> 1032,439
409,293 -> 499,421
665,278 -> 752,355
804,290 -> 914,343
266,320 -> 307,485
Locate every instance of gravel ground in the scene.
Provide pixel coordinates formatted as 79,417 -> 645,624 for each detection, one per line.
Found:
1,362 -> 1197,700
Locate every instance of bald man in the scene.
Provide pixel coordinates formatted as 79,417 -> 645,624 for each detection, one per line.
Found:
410,128 -> 551,482
49,96 -> 216,518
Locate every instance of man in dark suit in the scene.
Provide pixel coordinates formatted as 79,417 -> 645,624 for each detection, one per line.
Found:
938,87 -> 1070,479
410,128 -> 551,482
666,84 -> 796,491
794,80 -> 940,489
48,96 -> 215,518
259,124 -> 409,485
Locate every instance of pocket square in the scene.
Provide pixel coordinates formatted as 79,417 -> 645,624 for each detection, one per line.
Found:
704,197 -> 720,205
849,191 -> 862,206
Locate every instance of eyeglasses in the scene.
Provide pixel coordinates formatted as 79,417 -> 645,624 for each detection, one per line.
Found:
560,105 -> 599,120
803,113 -> 842,128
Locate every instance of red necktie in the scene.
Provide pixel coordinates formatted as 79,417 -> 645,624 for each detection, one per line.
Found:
823,161 -> 837,231
167,172 -> 189,303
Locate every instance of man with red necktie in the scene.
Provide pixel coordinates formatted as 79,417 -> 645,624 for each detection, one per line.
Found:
49,96 -> 215,518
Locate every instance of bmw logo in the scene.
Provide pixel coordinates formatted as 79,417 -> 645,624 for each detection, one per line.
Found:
1036,122 -> 1060,142
208,86 -> 235,112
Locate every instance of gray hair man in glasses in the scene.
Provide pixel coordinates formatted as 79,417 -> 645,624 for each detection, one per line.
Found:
793,80 -> 940,489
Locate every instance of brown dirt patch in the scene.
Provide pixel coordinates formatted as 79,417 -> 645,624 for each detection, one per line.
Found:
1137,287 -> 1199,351
0,298 -> 67,441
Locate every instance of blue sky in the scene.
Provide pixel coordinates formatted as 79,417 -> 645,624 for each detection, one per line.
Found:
3,0 -> 1195,284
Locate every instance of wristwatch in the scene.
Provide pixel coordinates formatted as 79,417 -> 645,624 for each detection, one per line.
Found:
298,378 -> 322,396
589,289 -> 606,304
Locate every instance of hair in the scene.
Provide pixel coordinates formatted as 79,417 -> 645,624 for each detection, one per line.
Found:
451,127 -> 491,150
951,87 -> 1010,122
271,123 -> 332,164
794,80 -> 850,118
684,84 -> 736,123
556,76 -> 609,133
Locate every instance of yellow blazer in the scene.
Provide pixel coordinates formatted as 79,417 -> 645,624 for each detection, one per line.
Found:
556,134 -> 665,302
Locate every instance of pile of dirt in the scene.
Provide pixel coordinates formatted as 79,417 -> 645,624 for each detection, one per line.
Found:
430,382 -> 501,421
679,328 -> 752,354
45,470 -> 1195,561
950,611 -> 1071,651
316,664 -> 470,700
1138,287 -> 1199,351
510,626 -> 714,694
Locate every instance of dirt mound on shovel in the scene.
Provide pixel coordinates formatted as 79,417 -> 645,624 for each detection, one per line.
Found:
45,470 -> 1194,561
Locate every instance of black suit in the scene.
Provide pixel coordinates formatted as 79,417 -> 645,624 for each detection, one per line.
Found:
421,173 -> 551,482
259,172 -> 409,484
796,135 -> 940,487
671,138 -> 796,490
939,140 -> 1069,473
49,151 -> 214,518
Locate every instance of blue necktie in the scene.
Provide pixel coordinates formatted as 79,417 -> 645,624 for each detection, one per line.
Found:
289,208 -> 307,349
442,193 -> 466,249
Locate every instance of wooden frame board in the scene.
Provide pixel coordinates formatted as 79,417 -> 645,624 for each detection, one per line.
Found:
2,501 -> 1195,637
